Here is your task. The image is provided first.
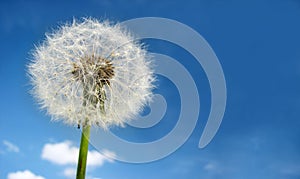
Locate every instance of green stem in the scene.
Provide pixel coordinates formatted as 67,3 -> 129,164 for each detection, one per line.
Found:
76,82 -> 106,179
76,125 -> 91,179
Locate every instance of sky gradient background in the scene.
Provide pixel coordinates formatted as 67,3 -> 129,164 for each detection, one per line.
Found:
0,0 -> 300,179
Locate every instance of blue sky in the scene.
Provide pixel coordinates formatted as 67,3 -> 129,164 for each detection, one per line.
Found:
0,0 -> 300,178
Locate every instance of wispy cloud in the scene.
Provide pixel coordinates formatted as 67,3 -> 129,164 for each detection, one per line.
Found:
7,170 -> 45,179
63,167 -> 102,179
203,162 -> 217,171
87,177 -> 103,179
41,140 -> 115,167
3,140 -> 19,153
63,167 -> 76,178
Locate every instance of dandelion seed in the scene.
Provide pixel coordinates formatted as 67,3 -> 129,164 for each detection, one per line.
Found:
28,18 -> 155,128
28,18 -> 155,179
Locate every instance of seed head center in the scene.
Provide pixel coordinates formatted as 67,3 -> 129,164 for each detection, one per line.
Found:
72,55 -> 115,86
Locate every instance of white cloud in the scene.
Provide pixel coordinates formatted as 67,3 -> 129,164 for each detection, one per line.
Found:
3,140 -> 19,153
63,167 -> 76,178
7,170 -> 45,179
41,140 -> 115,167
41,141 -> 77,165
62,167 -> 103,179
87,177 -> 102,179
87,150 -> 114,166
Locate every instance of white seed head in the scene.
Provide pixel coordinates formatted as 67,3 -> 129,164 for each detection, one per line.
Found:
28,18 -> 155,128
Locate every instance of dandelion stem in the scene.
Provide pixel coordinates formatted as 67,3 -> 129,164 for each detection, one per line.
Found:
76,124 -> 90,179
76,84 -> 106,179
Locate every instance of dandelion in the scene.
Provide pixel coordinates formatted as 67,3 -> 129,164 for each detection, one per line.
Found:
28,18 -> 154,179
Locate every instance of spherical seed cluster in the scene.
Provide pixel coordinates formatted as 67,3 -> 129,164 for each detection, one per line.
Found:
28,18 -> 155,128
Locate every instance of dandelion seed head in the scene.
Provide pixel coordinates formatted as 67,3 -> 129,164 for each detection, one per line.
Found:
28,18 -> 155,128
